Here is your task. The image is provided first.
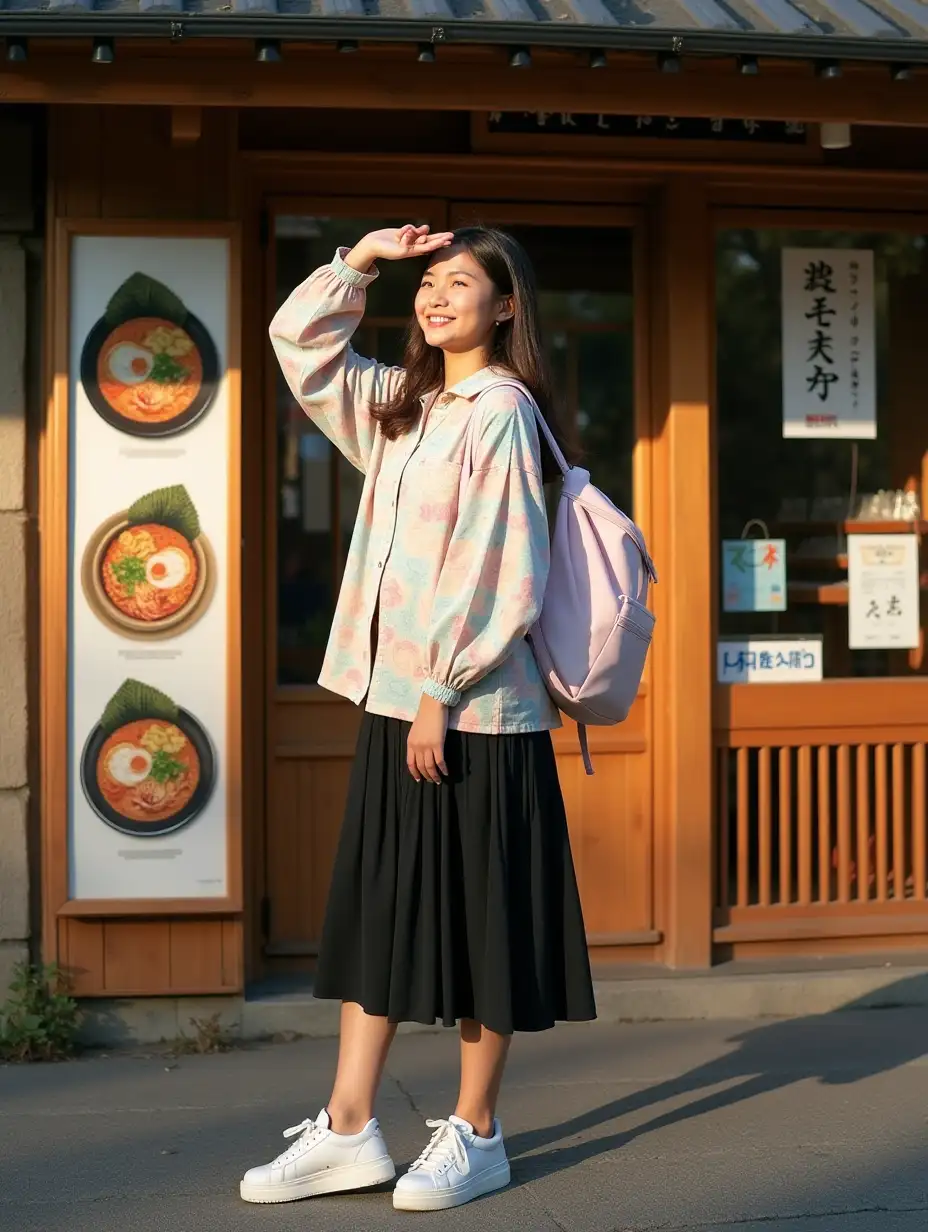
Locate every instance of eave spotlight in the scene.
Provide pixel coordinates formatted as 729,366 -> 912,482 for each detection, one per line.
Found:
738,54 -> 759,75
589,48 -> 607,68
509,46 -> 531,67
890,62 -> 913,81
658,51 -> 681,73
6,38 -> 28,62
256,39 -> 282,62
92,37 -> 115,64
337,39 -> 359,52
816,59 -> 842,79
417,43 -> 436,62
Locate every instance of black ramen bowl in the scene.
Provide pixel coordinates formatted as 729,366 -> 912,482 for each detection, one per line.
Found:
80,706 -> 216,838
79,311 -> 220,438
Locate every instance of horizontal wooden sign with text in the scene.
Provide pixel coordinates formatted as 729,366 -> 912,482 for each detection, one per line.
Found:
471,111 -> 819,162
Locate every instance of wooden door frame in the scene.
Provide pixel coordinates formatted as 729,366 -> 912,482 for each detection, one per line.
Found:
246,184 -> 663,978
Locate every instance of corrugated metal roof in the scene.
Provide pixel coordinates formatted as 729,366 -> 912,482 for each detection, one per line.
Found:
4,0 -> 928,55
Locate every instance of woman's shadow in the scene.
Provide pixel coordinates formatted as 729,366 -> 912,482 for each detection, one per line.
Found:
504,973 -> 928,1185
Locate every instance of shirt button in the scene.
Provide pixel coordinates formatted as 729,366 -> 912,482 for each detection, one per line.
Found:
377,561 -> 383,569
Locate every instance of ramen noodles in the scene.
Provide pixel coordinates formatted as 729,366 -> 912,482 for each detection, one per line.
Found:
97,718 -> 200,824
95,316 -> 203,425
102,521 -> 198,622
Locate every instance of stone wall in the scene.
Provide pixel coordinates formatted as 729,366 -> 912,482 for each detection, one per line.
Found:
0,116 -> 33,997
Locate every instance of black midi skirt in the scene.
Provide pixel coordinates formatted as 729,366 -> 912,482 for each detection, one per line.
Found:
314,712 -> 596,1035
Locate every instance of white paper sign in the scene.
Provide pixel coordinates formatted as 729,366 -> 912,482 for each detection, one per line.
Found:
848,533 -> 920,650
782,248 -> 876,439
69,236 -> 232,900
717,636 -> 823,684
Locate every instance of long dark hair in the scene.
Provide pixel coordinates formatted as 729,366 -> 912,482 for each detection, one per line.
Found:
370,226 -> 571,483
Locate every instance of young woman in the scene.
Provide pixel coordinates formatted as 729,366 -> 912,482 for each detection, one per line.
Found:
241,224 -> 595,1213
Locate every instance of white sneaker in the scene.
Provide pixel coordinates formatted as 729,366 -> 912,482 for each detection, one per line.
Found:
392,1115 -> 511,1211
239,1107 -> 395,1204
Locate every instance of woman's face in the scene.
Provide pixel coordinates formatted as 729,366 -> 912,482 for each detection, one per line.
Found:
415,245 -> 513,357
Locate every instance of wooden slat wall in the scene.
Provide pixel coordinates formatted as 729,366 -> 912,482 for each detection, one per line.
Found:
49,106 -> 241,997
59,918 -> 242,996
715,708 -> 928,955
718,740 -> 928,908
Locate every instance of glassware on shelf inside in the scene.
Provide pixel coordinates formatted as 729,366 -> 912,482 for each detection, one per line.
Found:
851,488 -> 922,523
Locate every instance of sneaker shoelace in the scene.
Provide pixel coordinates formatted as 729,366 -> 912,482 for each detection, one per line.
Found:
272,1117 -> 323,1165
408,1119 -> 471,1177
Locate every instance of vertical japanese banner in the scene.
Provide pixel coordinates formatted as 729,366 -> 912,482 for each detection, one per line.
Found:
781,249 -> 876,439
848,533 -> 920,651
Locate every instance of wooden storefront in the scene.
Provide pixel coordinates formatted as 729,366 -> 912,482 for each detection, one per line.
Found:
6,27 -> 928,998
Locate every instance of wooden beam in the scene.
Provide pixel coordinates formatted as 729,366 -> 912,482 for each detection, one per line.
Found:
5,52 -> 928,123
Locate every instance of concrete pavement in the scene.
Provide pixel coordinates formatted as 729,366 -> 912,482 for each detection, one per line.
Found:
3,1008 -> 928,1232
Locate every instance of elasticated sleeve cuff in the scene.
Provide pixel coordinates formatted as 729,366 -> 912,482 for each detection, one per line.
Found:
331,247 -> 379,289
422,678 -> 462,708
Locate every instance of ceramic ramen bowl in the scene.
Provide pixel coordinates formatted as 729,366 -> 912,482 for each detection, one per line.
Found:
81,511 -> 215,640
81,704 -> 215,839
79,273 -> 220,438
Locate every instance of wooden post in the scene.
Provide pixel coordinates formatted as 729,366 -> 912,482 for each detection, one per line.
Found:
651,178 -> 714,968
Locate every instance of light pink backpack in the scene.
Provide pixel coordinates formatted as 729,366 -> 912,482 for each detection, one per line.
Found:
462,378 -> 658,775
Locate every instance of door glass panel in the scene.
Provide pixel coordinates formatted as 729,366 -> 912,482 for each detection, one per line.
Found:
274,214 -> 426,686
274,214 -> 636,686
716,228 -> 928,680
500,223 -> 635,515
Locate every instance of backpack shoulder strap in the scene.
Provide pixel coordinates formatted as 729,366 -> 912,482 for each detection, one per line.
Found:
471,376 -> 571,479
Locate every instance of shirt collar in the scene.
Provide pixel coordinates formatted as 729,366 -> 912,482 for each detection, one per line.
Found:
419,366 -> 509,405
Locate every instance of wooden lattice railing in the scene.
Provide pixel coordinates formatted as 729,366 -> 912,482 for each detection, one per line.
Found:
714,683 -> 928,950
718,741 -> 927,908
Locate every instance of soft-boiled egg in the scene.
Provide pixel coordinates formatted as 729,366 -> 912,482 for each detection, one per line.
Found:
145,547 -> 190,591
106,743 -> 152,787
106,343 -> 153,386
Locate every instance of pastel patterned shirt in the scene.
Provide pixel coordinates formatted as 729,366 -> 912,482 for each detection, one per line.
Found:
269,249 -> 560,734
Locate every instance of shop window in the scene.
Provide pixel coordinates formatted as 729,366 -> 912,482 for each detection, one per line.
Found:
716,228 -> 928,681
274,215 -> 635,686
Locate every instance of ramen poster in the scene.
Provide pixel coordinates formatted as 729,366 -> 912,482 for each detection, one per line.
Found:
69,235 -> 231,901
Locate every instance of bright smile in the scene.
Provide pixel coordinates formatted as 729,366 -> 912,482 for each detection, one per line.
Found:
427,316 -> 455,326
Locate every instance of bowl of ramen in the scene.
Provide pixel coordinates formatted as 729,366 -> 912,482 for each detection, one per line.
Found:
80,272 -> 219,437
81,679 -> 215,838
81,484 -> 216,639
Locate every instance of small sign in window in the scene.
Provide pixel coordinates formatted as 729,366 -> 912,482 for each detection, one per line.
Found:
717,636 -> 824,684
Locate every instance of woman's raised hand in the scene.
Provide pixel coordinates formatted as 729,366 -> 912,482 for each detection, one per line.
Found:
344,225 -> 454,274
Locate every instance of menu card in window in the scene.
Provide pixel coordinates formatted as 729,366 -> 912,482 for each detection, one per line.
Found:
781,249 -> 876,439
848,533 -> 920,650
